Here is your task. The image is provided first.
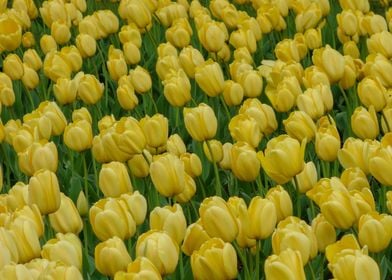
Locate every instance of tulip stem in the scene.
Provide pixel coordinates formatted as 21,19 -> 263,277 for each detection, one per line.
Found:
82,153 -> 90,207
256,175 -> 264,196
219,95 -> 231,121
148,89 -> 158,114
206,140 -> 222,197
83,218 -> 89,254
255,240 -> 261,280
233,241 -> 250,280
293,177 -> 302,218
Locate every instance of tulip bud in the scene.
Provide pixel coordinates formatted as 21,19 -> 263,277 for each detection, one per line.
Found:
264,248 -> 306,280
202,139 -> 223,163
119,191 -> 147,226
191,238 -> 237,280
165,18 -> 192,48
49,193 -> 83,234
23,49 -> 42,71
312,45 -> 345,83
98,161 -> 133,198
77,74 -> 104,104
199,196 -> 238,242
95,236 -> 132,277
166,134 -> 186,156
229,113 -> 262,148
315,118 -> 341,162
53,77 -> 78,105
311,214 -> 336,252
40,34 -> 57,54
51,21 -> 71,45
76,191 -> 88,216
107,46 -> 128,81
266,76 -> 302,112
150,153 -> 185,197
3,54 -> 24,80
266,186 -> 293,222
140,114 -> 168,149
150,204 -> 187,244
272,216 -> 318,264
63,120 -> 93,152
222,80 -> 244,106
195,59 -> 225,97
127,153 -> 150,178
248,196 -> 277,240
175,173 -> 197,203
295,161 -> 318,193
351,106 -> 379,140
258,135 -> 306,184
43,51 -> 71,82
180,153 -> 202,177
21,64 -> 39,90
340,167 -> 370,191
183,103 -> 217,142
75,33 -> 96,57
283,111 -> 316,143
114,257 -> 161,280
129,66 -> 152,94
181,220 -> 210,256
41,233 -> 82,270
198,21 -> 228,52
179,46 -> 205,78
136,230 -> 179,275
117,83 -> 138,110
28,169 -> 61,215
304,28 -> 322,50
162,69 -> 191,107
358,77 -> 387,112
60,45 -> 83,72
9,220 -> 41,263
89,197 -> 136,241
231,141 -> 260,182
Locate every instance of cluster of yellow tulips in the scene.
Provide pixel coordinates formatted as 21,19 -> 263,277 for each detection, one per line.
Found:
2,0 -> 392,279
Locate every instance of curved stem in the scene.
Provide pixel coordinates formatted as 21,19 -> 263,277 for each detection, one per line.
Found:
205,140 -> 222,197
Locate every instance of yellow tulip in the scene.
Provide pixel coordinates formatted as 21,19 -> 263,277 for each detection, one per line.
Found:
114,257 -> 162,280
264,248 -> 306,280
266,185 -> 293,222
183,103 -> 217,142
229,113 -> 262,148
77,74 -> 104,105
248,196 -> 277,240
9,220 -> 41,263
311,214 -> 336,253
195,59 -> 225,97
283,111 -> 316,143
351,106 -> 379,140
63,120 -> 93,152
140,114 -> 168,149
178,46 -> 205,78
162,69 -> 191,107
198,21 -> 228,52
119,191 -> 147,226
312,45 -> 345,83
129,66 -> 152,94
231,141 -> 260,182
99,161 -> 133,198
340,167 -> 370,191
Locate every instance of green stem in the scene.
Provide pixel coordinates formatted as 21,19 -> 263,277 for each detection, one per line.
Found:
255,240 -> 261,280
82,153 -> 90,207
205,140 -> 222,197
233,241 -> 251,280
219,95 -> 231,121
293,177 -> 302,218
148,89 -> 158,114
83,218 -> 89,254
256,175 -> 264,196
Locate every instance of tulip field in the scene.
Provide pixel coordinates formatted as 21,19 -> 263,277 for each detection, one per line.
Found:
3,0 -> 392,279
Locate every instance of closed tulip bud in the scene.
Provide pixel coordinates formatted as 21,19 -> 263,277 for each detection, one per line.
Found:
265,248 -> 306,280
283,111 -> 316,143
311,214 -> 336,252
203,139 -> 223,163
312,45 -> 345,83
89,197 -> 136,241
198,21 -> 228,52
120,0 -> 152,29
49,193 -> 83,234
273,216 -> 318,264
217,43 -> 230,62
259,135 -> 306,185
248,196 -> 277,240
0,16 -> 22,51
95,236 -> 132,277
119,191 -> 147,226
183,103 -> 217,142
129,66 -> 152,94
218,142 -> 232,170
182,221 -> 210,256
357,77 -> 386,112
369,145 -> 392,186
127,153 -> 150,178
239,99 -> 278,135
6,182 -> 28,211
9,220 -> 41,263
40,34 -> 57,54
338,137 -> 380,175
53,78 -> 78,105
266,76 -> 302,112
78,74 -> 104,104
3,54 -> 23,80
175,173 -> 196,203
191,238 -> 237,280
99,161 -> 133,197
162,69 -> 191,107
295,161 -> 318,193
23,49 -> 42,71
180,152 -> 202,177
0,264 -> 34,279
156,55 -> 180,81
358,212 -> 392,253
304,28 -> 322,50
238,70 -> 263,98
337,10 -> 359,37
76,191 -> 88,216
63,120 -> 93,152
150,153 -> 185,197
51,21 -> 71,45
72,107 -> 92,124
60,45 -> 83,72
340,167 -> 370,191
326,234 -> 361,265
21,32 -> 35,48
37,101 -> 67,136
140,114 -> 168,149
266,186 -> 293,222
28,169 -> 61,215
150,204 -> 186,244
222,80 -> 244,106
166,134 -> 186,156
41,233 -> 82,270
351,106 -> 379,140
229,114 -> 262,148
118,24 -> 141,47
229,28 -> 257,53
114,257 -> 161,280
275,39 -> 303,63
343,40 -> 360,59
165,18 -> 192,48
195,59 -> 225,97
136,230 -> 179,275
21,64 -> 38,90
43,51 -> 71,82
199,196 -> 238,242
178,46 -> 205,78
117,82 -> 138,110
231,141 -> 260,182
315,120 -> 341,162
107,48 -> 128,82
75,33 -> 96,58
11,204 -> 44,238
122,42 -> 140,65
